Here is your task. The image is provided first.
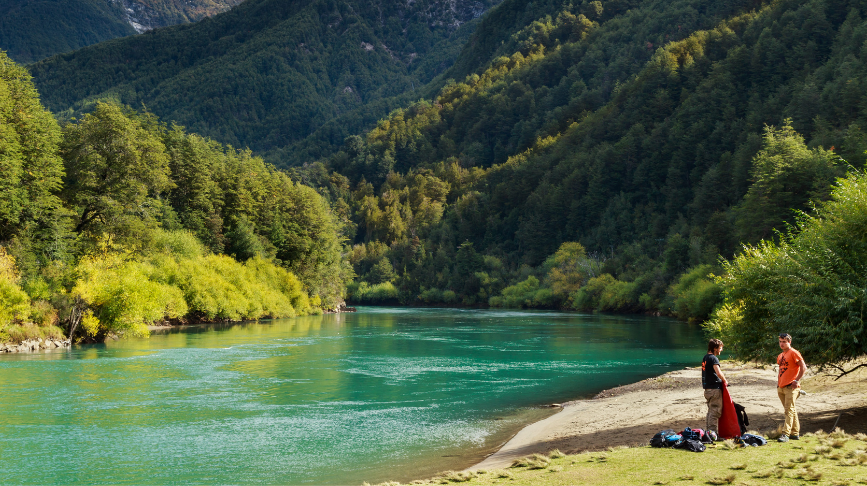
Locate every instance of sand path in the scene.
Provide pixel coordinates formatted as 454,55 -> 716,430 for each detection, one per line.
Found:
470,363 -> 867,471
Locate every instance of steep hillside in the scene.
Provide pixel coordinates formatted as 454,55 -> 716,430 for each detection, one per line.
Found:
29,0 -> 500,155
0,0 -> 135,63
0,0 -> 241,63
299,0 -> 867,314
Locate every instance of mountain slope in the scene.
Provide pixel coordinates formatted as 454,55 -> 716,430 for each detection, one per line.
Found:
0,0 -> 135,63
0,0 -> 241,63
29,0 -> 500,157
297,0 -> 867,312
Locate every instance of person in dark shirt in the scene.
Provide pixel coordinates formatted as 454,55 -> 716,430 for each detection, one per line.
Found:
702,339 -> 728,435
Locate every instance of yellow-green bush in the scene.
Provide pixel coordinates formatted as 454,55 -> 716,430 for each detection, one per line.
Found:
166,254 -> 304,320
347,281 -> 399,303
71,230 -> 315,338
73,253 -> 189,337
0,248 -> 31,328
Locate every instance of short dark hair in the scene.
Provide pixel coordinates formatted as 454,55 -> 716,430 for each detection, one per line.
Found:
779,333 -> 792,342
708,339 -> 723,353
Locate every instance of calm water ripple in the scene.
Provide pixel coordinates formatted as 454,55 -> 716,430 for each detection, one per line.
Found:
0,307 -> 704,484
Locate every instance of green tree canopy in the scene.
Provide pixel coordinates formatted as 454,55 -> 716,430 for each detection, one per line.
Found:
61,102 -> 173,247
735,121 -> 842,243
707,169 -> 867,374
0,51 -> 64,246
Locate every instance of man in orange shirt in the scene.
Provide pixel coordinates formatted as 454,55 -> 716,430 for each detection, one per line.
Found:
777,332 -> 807,442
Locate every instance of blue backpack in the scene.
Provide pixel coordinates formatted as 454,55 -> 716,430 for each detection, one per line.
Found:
650,429 -> 680,448
665,434 -> 684,447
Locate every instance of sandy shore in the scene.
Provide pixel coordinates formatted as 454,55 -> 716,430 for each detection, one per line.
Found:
470,362 -> 867,471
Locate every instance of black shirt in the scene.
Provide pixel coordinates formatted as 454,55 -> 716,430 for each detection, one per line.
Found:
702,353 -> 722,389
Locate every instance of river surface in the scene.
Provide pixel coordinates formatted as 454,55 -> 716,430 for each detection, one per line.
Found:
0,307 -> 705,485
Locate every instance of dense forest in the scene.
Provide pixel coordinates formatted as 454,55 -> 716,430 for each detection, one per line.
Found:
0,52 -> 349,344
0,0 -> 135,63
28,0 -> 501,160
0,0 -> 241,63
283,0 -> 867,324
5,0 -> 867,358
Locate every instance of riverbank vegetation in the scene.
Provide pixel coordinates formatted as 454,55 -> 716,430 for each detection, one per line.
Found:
0,52 -> 349,344
369,430 -> 867,486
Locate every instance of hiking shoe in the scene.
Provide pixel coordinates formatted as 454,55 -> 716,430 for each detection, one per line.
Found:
791,435 -> 800,440
778,434 -> 789,442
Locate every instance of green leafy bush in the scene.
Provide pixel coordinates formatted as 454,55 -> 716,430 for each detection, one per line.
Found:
71,230 -> 315,338
669,265 -> 723,322
490,276 -> 554,308
571,274 -> 641,312
0,248 -> 31,328
73,252 -> 189,338
707,170 -> 867,367
347,281 -> 400,303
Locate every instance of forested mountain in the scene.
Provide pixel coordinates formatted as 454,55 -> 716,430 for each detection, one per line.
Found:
9,0 -> 867,342
29,0 -> 501,157
0,0 -> 241,64
288,0 -> 867,317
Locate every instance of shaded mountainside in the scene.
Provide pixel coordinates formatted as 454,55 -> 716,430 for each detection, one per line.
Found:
296,0 -> 867,315
0,0 -> 241,63
0,0 -> 134,63
29,0 -> 502,156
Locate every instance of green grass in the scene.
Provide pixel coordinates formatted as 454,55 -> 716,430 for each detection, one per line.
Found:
368,429 -> 867,486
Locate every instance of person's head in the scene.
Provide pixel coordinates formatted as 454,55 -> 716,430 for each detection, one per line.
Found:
708,339 -> 723,355
778,333 -> 792,350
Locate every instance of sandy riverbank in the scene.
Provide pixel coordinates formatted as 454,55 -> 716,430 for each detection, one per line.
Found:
469,362 -> 867,471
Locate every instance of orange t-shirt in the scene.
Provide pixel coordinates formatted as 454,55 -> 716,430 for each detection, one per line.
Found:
777,348 -> 804,388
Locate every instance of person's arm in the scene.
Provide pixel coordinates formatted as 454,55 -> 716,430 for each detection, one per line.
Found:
713,364 -> 727,386
792,359 -> 807,388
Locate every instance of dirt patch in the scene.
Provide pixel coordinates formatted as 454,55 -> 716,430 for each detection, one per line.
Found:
470,360 -> 867,471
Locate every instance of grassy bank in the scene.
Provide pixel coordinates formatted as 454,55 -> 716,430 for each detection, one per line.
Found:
368,429 -> 867,486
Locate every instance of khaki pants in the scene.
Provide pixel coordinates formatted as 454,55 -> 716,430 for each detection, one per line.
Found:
704,388 -> 723,433
778,386 -> 800,436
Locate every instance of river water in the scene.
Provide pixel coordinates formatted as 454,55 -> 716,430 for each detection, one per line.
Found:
0,307 -> 705,484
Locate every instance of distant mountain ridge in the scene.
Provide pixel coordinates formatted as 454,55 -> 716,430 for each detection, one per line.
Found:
30,0 -> 501,158
0,0 -> 241,63
114,0 -> 244,33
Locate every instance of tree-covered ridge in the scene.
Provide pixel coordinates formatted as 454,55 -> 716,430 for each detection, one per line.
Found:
0,53 -> 349,344
295,0 -> 867,319
0,0 -> 242,64
28,0 -> 502,156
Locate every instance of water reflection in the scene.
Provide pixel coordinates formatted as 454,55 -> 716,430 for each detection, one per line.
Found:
0,307 -> 703,484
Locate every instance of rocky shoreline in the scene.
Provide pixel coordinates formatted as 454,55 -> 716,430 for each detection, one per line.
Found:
3,306 -> 358,352
325,303 -> 357,314
0,338 -> 71,353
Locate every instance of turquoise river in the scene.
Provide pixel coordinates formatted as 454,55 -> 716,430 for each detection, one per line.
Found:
0,307 -> 705,484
